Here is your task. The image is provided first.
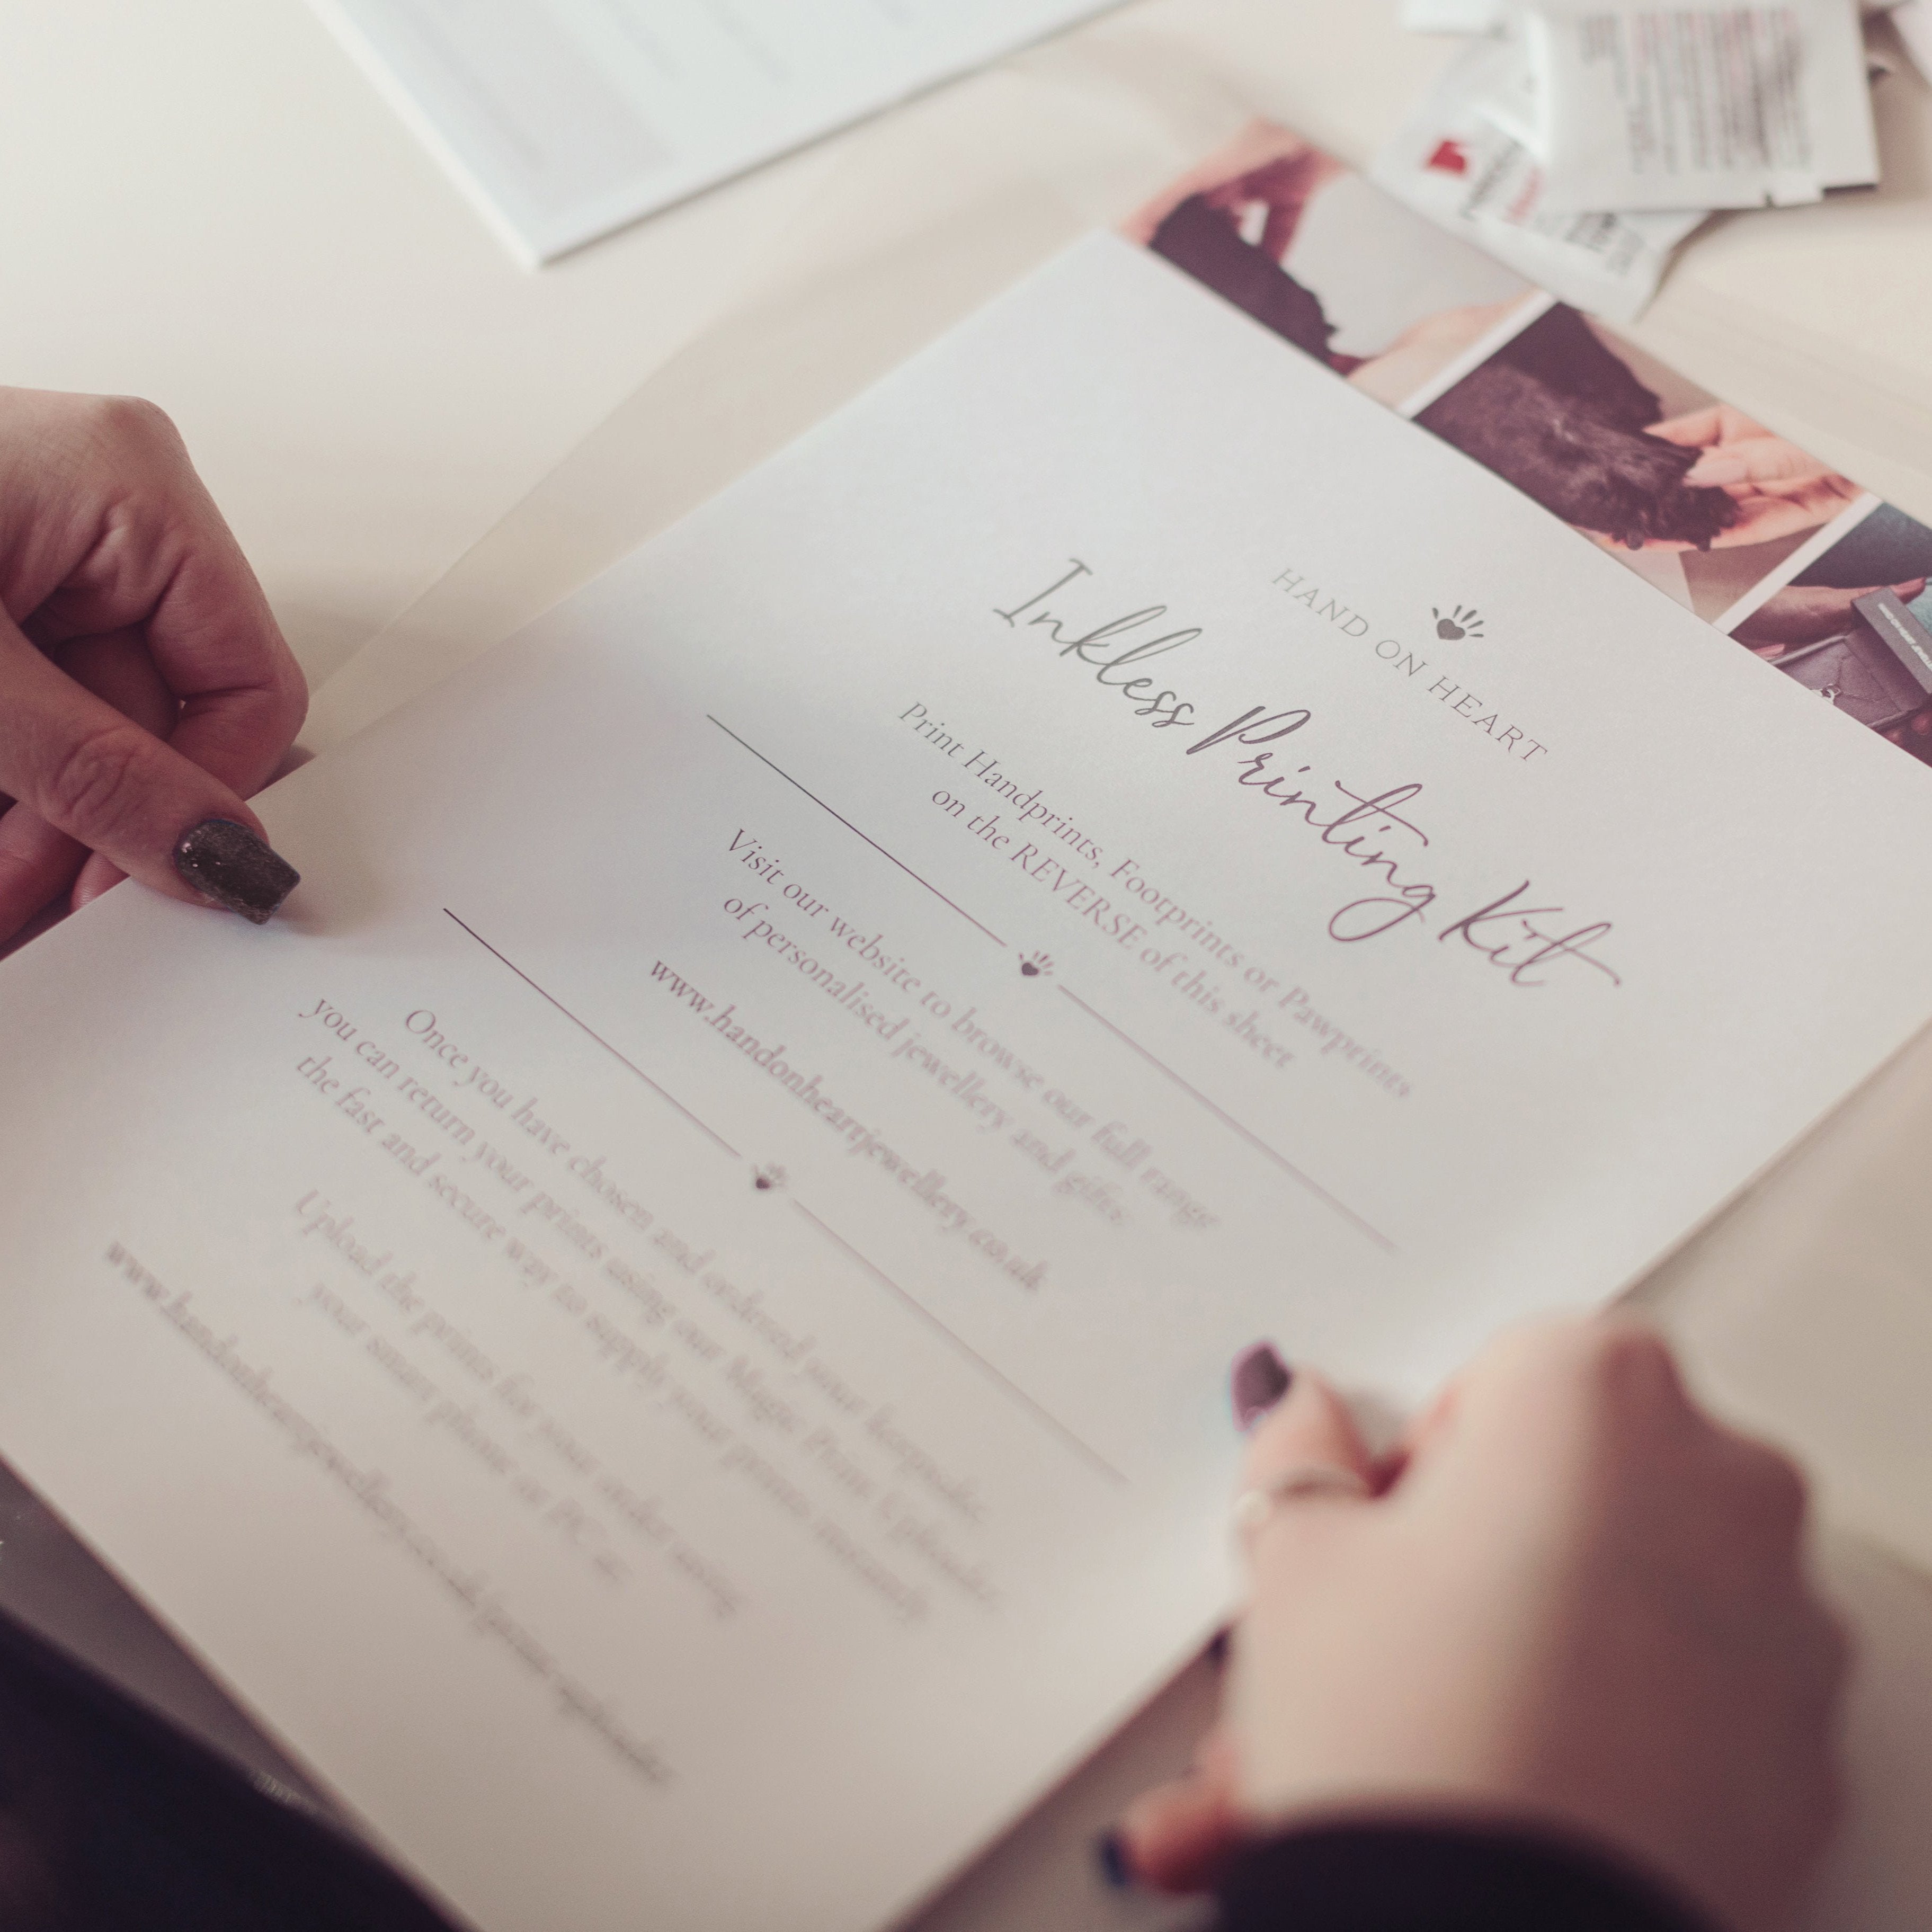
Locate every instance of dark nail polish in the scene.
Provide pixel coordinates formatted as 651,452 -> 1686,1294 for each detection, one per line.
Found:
1206,1626 -> 1232,1669
1095,1828 -> 1134,1891
1231,1342 -> 1292,1432
173,819 -> 300,925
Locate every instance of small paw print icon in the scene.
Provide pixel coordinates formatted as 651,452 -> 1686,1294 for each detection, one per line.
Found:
1432,604 -> 1485,641
1019,951 -> 1054,980
752,1164 -> 787,1192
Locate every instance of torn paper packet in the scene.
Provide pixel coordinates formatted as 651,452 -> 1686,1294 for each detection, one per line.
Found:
1525,0 -> 1880,212
1372,39 -> 1704,322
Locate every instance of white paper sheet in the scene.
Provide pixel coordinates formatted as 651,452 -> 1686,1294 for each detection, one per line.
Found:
5,236 -> 1932,1930
1525,0 -> 1880,212
309,0 -> 1126,263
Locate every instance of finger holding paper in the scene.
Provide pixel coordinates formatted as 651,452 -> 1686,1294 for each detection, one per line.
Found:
1114,1354 -> 1377,1895
0,388 -> 306,935
1117,1322 -> 1843,1932
0,626 -> 177,934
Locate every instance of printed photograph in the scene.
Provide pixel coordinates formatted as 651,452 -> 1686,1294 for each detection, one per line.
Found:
1731,502 -> 1932,759
1128,121 -> 1932,768
1412,305 -> 1864,622
1121,121 -> 1538,413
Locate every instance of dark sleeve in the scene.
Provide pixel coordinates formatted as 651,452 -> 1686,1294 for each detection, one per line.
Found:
0,1608 -> 456,1932
1216,1821 -> 1719,1932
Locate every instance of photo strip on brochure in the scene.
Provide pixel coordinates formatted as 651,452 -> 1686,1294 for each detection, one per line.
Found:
1125,122 -> 1932,764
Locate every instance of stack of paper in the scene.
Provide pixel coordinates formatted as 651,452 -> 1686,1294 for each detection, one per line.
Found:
309,0 -> 1128,264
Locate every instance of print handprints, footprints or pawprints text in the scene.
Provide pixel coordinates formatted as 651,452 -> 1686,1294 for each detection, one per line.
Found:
753,1164 -> 787,1192
1020,951 -> 1054,980
1433,604 -> 1485,641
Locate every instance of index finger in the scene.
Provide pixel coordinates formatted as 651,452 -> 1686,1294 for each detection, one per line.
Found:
23,402 -> 306,797
143,497 -> 307,794
0,610 -> 299,923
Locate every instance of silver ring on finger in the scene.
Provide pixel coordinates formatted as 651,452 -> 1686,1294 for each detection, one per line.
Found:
1231,1463 -> 1373,1539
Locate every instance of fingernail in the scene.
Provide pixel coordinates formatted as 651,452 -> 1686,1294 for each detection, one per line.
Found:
1206,1626 -> 1232,1669
173,819 -> 300,925
1094,1829 -> 1134,1891
1231,1342 -> 1292,1432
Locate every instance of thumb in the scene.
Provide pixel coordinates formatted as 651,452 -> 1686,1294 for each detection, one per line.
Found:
1241,1364 -> 1377,1499
0,615 -> 298,924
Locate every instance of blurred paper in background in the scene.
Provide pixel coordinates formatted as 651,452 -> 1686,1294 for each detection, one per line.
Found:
309,0 -> 1128,264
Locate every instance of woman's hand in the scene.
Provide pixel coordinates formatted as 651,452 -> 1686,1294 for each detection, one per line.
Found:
1648,406 -> 1864,550
1732,578 -> 1928,649
0,387 -> 306,942
1731,580 -> 1932,754
1118,124 -> 1341,254
1200,148 -> 1345,262
1120,1320 -> 1848,1932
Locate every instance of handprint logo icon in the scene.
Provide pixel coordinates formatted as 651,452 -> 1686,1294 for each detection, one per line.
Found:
1433,604 -> 1485,641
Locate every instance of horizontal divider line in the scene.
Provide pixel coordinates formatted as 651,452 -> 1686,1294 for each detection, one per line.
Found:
448,908 -> 1123,1482
1056,984 -> 1395,1254
443,909 -> 741,1159
707,714 -> 1008,948
790,1201 -> 1126,1488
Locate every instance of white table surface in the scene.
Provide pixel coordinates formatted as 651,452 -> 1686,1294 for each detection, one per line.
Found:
3,3 -> 1932,1927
